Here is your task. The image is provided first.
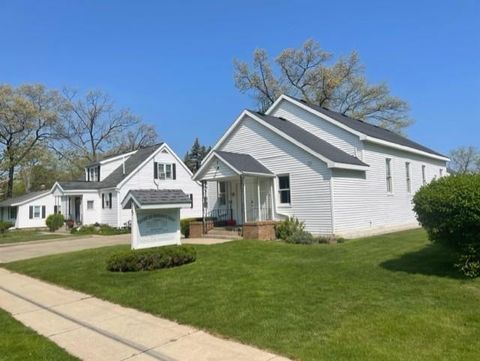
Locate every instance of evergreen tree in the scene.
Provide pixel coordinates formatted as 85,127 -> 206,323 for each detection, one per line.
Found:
184,138 -> 210,173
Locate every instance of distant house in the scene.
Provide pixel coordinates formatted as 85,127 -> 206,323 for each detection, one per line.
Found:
193,94 -> 449,238
0,143 -> 202,229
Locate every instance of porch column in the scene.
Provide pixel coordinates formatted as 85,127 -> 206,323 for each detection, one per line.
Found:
201,181 -> 207,234
240,175 -> 246,225
257,178 -> 261,221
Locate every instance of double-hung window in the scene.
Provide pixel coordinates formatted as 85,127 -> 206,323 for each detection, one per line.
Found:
278,175 -> 291,205
218,182 -> 226,206
386,158 -> 393,193
157,163 -> 174,180
405,162 -> 411,193
422,165 -> 426,185
87,200 -> 94,210
33,206 -> 41,218
439,168 -> 443,177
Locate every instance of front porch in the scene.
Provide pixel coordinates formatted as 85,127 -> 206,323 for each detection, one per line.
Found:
193,150 -> 279,240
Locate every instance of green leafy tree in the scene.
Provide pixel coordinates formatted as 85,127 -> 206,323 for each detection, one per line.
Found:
234,39 -> 412,134
184,138 -> 211,173
0,84 -> 63,198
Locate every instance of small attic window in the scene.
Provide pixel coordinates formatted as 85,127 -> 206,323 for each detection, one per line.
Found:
161,149 -> 168,154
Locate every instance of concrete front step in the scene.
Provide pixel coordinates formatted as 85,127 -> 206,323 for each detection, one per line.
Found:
205,228 -> 243,240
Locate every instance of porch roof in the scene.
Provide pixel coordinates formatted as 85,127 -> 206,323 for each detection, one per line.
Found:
122,189 -> 192,209
193,151 -> 273,181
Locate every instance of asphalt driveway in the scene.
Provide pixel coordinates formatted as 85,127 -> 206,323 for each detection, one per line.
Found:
0,234 -> 130,263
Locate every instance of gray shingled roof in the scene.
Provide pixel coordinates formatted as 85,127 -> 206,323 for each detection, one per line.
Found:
123,189 -> 191,209
289,96 -> 446,158
251,112 -> 368,167
0,191 -> 49,207
216,151 -> 273,175
59,143 -> 163,191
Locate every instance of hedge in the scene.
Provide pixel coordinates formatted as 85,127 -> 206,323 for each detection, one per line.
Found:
413,174 -> 480,277
106,245 -> 196,272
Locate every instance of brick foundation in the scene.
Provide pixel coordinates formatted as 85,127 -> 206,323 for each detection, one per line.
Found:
188,220 -> 214,238
242,221 -> 278,240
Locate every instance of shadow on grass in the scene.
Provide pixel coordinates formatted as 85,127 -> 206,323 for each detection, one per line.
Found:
381,243 -> 465,279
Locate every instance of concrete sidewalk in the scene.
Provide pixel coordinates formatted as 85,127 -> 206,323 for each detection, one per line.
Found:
0,234 -> 130,263
0,269 -> 290,361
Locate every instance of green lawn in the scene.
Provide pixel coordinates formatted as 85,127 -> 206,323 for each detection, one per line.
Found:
0,231 -> 71,245
0,309 -> 78,361
4,229 -> 480,361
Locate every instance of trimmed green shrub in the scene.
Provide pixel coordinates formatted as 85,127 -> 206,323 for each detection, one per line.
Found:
276,217 -> 305,240
286,230 -> 315,244
180,218 -> 195,238
106,245 -> 196,272
46,213 -> 65,232
0,221 -> 14,234
413,174 -> 480,277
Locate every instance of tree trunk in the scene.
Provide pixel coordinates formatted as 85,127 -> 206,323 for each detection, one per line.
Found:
6,165 -> 14,198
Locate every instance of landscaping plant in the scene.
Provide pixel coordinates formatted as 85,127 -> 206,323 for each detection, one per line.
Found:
413,173 -> 480,277
275,216 -> 305,240
46,213 -> 65,232
106,245 -> 196,272
0,221 -> 14,234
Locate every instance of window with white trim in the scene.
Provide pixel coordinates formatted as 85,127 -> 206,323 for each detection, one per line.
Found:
405,162 -> 411,193
158,163 -> 173,180
87,200 -> 94,210
439,168 -> 443,177
422,165 -> 426,185
278,175 -> 291,204
33,206 -> 41,218
386,158 -> 393,193
218,182 -> 226,206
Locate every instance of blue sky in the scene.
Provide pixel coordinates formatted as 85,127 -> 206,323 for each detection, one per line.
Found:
1,0 -> 479,156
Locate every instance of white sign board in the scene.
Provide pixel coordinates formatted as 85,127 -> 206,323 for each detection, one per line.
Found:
131,207 -> 181,249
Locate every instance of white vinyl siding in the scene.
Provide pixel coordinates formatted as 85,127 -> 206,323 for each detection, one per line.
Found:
217,115 -> 334,235
332,142 -> 447,237
118,146 -> 202,226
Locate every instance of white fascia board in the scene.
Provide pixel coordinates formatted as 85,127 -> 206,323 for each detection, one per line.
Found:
242,172 -> 275,178
62,189 -> 99,194
192,152 -> 241,181
271,95 -> 448,162
137,203 -> 191,210
363,136 -> 450,162
98,150 -> 137,165
266,95 -> 365,138
10,191 -> 51,206
330,163 -> 369,171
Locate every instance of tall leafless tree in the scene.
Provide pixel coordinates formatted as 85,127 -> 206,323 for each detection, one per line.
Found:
55,89 -> 140,162
448,146 -> 480,174
234,39 -> 412,134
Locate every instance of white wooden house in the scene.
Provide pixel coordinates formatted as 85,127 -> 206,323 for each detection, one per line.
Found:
0,143 -> 202,229
193,95 -> 449,238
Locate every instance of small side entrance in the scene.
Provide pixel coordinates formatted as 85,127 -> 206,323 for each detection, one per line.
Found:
74,197 -> 82,224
